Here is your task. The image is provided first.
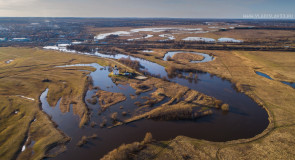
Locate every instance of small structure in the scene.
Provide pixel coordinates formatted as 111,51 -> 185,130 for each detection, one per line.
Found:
135,76 -> 148,80
113,65 -> 119,75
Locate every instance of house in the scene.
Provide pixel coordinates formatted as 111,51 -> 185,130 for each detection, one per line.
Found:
113,65 -> 119,75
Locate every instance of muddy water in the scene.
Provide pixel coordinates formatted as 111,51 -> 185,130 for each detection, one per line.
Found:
163,51 -> 214,63
40,48 -> 269,159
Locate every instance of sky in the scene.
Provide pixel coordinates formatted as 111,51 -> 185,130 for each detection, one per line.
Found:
0,0 -> 294,18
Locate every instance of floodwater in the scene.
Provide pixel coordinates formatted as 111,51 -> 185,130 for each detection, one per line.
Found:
255,71 -> 294,88
217,38 -> 243,43
40,55 -> 269,159
281,81 -> 295,88
255,71 -> 273,80
163,51 -> 214,63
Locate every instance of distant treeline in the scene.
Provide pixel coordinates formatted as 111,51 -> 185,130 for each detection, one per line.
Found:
67,45 -> 93,53
234,26 -> 295,30
98,42 -> 295,52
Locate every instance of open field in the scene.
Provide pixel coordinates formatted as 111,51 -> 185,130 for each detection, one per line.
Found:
109,49 -> 295,159
0,47 -> 114,160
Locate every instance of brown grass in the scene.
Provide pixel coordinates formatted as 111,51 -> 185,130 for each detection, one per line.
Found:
172,53 -> 204,63
221,104 -> 229,111
110,112 -> 118,121
101,132 -> 153,160
0,47 -> 116,159
96,90 -> 126,110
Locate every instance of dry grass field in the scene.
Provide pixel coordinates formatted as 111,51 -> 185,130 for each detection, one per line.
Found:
0,47 -> 113,160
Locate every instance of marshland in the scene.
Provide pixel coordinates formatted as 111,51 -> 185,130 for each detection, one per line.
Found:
1,18 -> 295,160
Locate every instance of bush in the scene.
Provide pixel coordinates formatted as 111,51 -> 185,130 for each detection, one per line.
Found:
77,136 -> 88,147
166,55 -> 173,61
162,76 -> 168,81
166,66 -> 177,77
90,121 -> 97,128
143,132 -> 153,144
87,98 -> 97,105
89,134 -> 98,139
221,104 -> 229,111
119,57 -> 141,70
134,101 -> 142,107
101,132 -> 153,160
214,100 -> 223,108
188,72 -> 193,79
100,118 -> 107,128
111,112 -> 118,121
122,111 -> 127,116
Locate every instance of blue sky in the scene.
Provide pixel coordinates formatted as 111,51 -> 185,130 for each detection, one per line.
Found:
0,0 -> 294,18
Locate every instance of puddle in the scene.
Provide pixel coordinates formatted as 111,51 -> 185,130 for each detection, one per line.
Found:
218,38 -> 243,43
182,37 -> 216,43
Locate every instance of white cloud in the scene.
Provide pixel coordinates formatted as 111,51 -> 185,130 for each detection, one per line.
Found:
0,0 -> 38,9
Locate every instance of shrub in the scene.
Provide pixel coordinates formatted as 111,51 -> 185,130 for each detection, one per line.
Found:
90,121 -> 97,128
77,136 -> 88,147
93,86 -> 100,90
162,76 -> 168,81
166,66 -> 176,76
143,132 -> 153,144
122,111 -> 127,116
166,55 -> 173,61
101,132 -> 153,160
87,98 -> 97,105
134,101 -> 142,107
100,118 -> 107,128
111,112 -> 118,121
188,72 -> 193,79
214,100 -> 223,108
119,57 -> 141,70
221,104 -> 229,111
89,134 -> 98,139
194,74 -> 198,79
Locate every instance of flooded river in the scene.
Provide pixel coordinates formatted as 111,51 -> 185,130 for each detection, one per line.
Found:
42,48 -> 269,159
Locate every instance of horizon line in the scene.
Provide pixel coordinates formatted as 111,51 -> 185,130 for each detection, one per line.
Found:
0,16 -> 295,20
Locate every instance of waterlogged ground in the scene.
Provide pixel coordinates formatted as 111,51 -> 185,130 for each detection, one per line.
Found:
39,52 -> 269,159
255,71 -> 295,89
